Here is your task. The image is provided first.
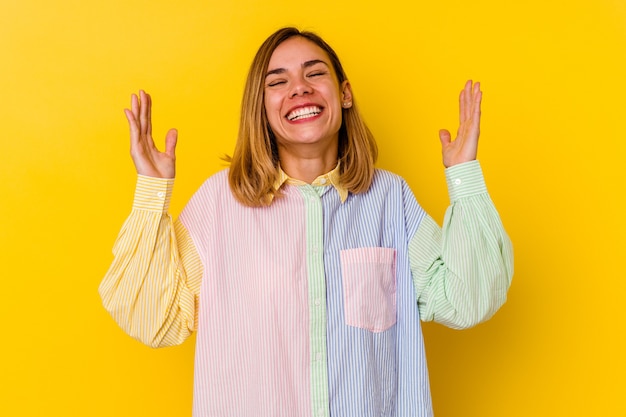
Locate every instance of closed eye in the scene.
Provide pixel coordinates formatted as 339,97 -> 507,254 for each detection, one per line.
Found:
267,79 -> 287,87
307,71 -> 327,78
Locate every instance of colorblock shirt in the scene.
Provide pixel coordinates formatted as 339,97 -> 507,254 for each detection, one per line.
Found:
99,160 -> 513,417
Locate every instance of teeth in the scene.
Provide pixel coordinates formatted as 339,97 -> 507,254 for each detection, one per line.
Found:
287,106 -> 321,121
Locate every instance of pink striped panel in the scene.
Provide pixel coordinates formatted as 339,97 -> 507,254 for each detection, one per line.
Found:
179,175 -> 312,416
340,247 -> 397,333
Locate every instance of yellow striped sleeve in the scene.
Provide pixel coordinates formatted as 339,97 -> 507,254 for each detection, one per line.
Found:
410,161 -> 514,329
99,175 -> 203,348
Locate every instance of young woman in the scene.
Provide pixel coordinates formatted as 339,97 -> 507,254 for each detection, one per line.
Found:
100,27 -> 513,417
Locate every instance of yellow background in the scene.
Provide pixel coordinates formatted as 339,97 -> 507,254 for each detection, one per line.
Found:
1,0 -> 624,415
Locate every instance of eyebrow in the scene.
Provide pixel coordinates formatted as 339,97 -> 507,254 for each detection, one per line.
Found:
265,59 -> 329,78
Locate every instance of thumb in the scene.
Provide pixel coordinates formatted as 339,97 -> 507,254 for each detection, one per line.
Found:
439,129 -> 452,146
164,128 -> 178,157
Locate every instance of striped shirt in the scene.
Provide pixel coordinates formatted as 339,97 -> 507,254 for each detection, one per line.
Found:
99,160 -> 513,417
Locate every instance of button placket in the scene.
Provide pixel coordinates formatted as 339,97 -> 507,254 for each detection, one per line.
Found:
300,185 -> 330,416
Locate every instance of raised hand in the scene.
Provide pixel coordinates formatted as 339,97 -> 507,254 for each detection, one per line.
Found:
125,90 -> 178,178
438,80 -> 482,168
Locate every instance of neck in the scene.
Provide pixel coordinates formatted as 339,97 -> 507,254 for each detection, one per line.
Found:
278,143 -> 338,184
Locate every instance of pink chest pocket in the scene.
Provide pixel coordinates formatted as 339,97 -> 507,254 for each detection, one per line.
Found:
340,247 -> 397,332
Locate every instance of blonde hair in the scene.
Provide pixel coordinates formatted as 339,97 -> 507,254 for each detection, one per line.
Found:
227,27 -> 378,207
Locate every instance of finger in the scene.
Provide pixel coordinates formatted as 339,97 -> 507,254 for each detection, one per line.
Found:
164,128 -> 178,157
463,80 -> 472,123
146,92 -> 153,137
459,81 -> 471,124
459,88 -> 466,125
468,82 -> 482,134
124,108 -> 139,142
473,81 -> 481,97
139,90 -> 149,137
130,93 -> 139,121
472,89 -> 482,124
124,109 -> 138,134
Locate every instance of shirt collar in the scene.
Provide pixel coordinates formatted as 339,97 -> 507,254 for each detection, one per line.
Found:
273,163 -> 349,203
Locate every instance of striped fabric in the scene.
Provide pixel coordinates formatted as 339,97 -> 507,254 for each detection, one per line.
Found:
340,247 -> 397,332
100,175 -> 200,348
99,160 -> 513,417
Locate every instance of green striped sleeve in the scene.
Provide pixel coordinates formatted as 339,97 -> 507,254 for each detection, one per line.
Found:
409,160 -> 514,329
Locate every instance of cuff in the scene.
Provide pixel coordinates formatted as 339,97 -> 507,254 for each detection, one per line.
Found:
132,175 -> 175,212
444,160 -> 488,202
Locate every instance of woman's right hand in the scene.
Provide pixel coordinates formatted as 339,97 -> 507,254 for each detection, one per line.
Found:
125,90 -> 177,178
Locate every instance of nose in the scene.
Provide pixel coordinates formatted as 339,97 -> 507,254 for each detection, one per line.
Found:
289,76 -> 313,98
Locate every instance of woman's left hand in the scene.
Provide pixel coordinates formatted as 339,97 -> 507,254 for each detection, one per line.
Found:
439,80 -> 482,168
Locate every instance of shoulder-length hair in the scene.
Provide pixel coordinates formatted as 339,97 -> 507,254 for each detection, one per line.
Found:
227,27 -> 378,207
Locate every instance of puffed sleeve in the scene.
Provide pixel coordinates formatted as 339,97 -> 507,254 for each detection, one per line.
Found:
99,175 -> 203,347
409,161 -> 514,329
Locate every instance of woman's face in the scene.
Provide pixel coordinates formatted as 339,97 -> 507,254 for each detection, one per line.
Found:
264,36 -> 351,156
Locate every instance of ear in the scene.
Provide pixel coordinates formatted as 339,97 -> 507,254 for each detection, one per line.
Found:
341,80 -> 353,108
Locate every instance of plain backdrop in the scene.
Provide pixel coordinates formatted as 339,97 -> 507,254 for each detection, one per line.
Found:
1,0 -> 625,415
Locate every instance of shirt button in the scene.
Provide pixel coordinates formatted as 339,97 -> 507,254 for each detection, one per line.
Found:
319,178 -> 327,185
454,179 -> 462,185
157,192 -> 165,198
316,352 -> 323,362
318,407 -> 324,416
314,298 -> 321,306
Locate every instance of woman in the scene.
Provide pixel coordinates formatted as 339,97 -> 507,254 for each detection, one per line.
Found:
100,27 -> 513,417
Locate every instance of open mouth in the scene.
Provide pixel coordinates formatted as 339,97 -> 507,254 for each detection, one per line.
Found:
286,106 -> 322,121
